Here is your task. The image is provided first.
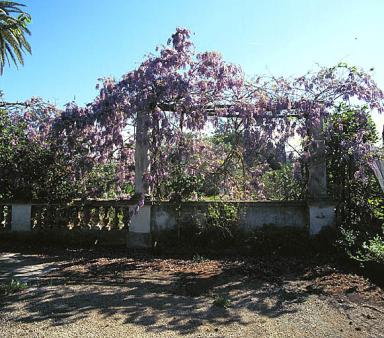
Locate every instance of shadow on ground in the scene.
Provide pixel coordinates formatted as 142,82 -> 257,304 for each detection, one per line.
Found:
0,248 -> 382,336
0,251 -> 316,335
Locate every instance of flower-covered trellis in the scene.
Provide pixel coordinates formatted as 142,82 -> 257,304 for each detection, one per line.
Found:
2,28 -> 383,203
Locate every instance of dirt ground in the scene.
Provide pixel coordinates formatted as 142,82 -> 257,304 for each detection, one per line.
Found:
0,248 -> 383,337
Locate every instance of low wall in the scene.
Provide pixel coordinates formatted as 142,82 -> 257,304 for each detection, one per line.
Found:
151,201 -> 308,233
2,200 -> 336,248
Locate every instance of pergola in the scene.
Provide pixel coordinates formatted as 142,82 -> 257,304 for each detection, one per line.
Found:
133,108 -> 328,200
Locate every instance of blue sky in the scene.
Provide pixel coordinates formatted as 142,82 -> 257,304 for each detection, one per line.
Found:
1,0 -> 384,132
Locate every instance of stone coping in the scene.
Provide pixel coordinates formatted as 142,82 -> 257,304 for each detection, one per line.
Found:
0,199 -> 141,207
1,199 -> 337,208
151,200 -> 308,207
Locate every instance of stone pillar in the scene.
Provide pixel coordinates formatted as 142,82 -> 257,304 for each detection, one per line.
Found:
308,201 -> 336,235
127,205 -> 152,249
11,204 -> 32,232
307,139 -> 327,199
134,111 -> 150,195
307,120 -> 335,235
129,111 -> 152,249
371,159 -> 384,193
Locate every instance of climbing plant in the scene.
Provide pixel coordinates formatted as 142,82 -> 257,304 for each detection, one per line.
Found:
2,29 -> 384,203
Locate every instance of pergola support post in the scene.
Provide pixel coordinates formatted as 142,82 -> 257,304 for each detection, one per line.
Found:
134,111 -> 150,195
128,111 -> 152,248
307,122 -> 336,235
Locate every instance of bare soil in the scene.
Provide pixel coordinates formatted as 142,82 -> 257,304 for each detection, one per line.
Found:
0,248 -> 383,337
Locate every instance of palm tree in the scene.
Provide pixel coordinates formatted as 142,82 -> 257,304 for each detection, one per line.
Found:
0,1 -> 31,74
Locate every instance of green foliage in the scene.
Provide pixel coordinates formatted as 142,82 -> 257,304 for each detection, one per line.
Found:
170,203 -> 243,250
82,163 -> 134,199
0,109 -> 58,200
0,1 -> 32,74
0,109 -> 80,201
262,164 -> 304,200
192,253 -> 207,263
341,230 -> 384,264
153,202 -> 243,253
360,235 -> 384,263
368,197 -> 384,221
185,203 -> 242,248
166,167 -> 204,204
326,105 -> 380,225
204,203 -> 240,239
213,294 -> 231,308
326,104 -> 384,267
0,109 -> 130,202
335,210 -> 384,266
0,279 -> 28,295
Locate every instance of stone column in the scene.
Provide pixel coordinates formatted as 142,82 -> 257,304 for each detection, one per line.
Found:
129,111 -> 151,248
307,139 -> 327,199
307,119 -> 335,235
134,111 -> 150,195
371,159 -> 384,193
127,205 -> 152,249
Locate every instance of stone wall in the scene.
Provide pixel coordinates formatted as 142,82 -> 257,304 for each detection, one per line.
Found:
3,200 -> 336,248
151,201 -> 308,234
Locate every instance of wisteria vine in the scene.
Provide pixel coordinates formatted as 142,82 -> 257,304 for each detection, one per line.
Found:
3,28 -> 384,201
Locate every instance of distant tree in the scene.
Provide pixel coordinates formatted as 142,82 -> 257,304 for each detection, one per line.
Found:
0,1 -> 31,74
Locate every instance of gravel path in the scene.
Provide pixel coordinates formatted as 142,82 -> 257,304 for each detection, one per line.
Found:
0,253 -> 60,282
0,251 -> 383,337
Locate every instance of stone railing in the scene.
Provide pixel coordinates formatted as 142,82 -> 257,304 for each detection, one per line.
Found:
0,200 -> 140,232
31,200 -> 133,231
2,200 -> 335,249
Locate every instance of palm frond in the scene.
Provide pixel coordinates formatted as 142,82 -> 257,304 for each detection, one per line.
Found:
0,1 -> 31,74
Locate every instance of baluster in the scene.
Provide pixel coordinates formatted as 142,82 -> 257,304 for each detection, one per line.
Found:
76,206 -> 84,228
107,206 -> 115,230
48,206 -> 54,229
54,206 -> 64,229
38,206 -> 44,229
0,205 -> 4,230
30,205 -> 36,229
100,206 -> 109,230
52,206 -> 59,229
90,206 -> 100,229
83,206 -> 91,229
31,206 -> 38,230
45,207 -> 51,229
60,206 -> 70,229
6,206 -> 12,229
122,207 -> 131,230
37,206 -> 45,230
98,206 -> 104,229
68,206 -> 76,229
72,206 -> 80,229
118,207 -> 124,229
112,206 -> 120,229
